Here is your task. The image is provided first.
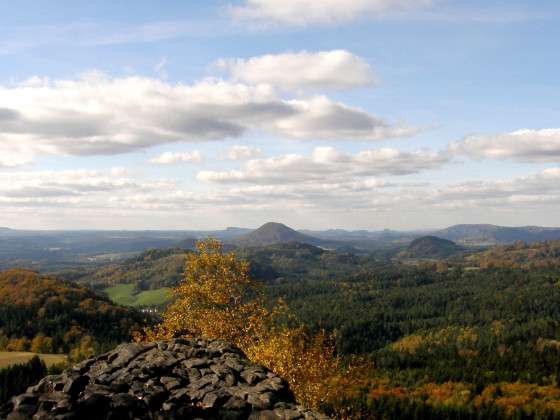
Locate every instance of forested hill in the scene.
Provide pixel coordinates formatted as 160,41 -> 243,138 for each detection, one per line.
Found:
59,242 -> 371,292
0,269 -> 148,356
401,235 -> 462,259
465,240 -> 560,268
62,248 -> 187,290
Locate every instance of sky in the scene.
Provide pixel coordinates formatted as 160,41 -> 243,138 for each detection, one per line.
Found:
0,0 -> 559,230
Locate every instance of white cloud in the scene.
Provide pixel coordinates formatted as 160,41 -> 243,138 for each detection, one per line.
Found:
3,165 -> 560,229
222,145 -> 263,160
272,96 -> 418,140
0,143 -> 34,168
216,50 -> 375,91
431,168 -> 560,202
149,151 -> 203,165
450,129 -> 560,162
198,146 -> 448,184
0,73 -> 415,165
0,168 -> 172,208
230,0 -> 433,26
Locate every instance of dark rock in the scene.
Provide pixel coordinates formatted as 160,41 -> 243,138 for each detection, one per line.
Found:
201,389 -> 229,410
184,357 -> 208,368
159,376 -> 182,391
3,339 -> 329,419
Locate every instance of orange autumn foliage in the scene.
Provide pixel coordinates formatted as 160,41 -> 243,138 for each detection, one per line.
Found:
137,239 -> 373,412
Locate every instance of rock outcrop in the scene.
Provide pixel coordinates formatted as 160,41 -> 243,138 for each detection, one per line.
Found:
2,339 -> 329,420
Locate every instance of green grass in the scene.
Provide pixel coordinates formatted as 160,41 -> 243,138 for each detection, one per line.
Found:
0,352 -> 67,369
105,283 -> 136,306
134,288 -> 172,306
104,283 -> 171,307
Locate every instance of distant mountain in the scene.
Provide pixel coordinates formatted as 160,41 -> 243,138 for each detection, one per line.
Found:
403,236 -> 461,259
234,222 -> 321,247
436,224 -> 560,245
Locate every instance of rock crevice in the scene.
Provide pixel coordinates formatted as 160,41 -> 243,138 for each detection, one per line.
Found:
3,339 -> 329,420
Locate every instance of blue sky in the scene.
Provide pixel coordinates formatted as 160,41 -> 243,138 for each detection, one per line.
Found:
0,0 -> 559,230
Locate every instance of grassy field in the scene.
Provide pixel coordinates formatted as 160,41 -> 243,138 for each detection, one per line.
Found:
0,352 -> 67,369
104,283 -> 171,307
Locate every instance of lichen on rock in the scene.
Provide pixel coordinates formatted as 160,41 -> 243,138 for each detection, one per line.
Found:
2,339 -> 330,420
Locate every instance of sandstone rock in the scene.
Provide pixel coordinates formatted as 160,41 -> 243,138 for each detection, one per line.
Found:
2,339 -> 330,420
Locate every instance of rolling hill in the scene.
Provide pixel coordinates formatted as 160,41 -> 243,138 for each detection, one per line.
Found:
402,236 -> 462,259
0,269 -> 149,353
465,240 -> 560,268
60,248 -> 187,291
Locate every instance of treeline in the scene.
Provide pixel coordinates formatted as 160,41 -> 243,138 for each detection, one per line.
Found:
0,356 -> 62,404
325,394 -> 560,420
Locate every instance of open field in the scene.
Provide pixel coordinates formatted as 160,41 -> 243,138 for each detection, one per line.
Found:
0,352 -> 67,369
104,283 -> 171,307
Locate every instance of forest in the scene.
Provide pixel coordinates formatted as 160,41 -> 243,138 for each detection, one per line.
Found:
0,269 -> 150,357
2,241 -> 560,418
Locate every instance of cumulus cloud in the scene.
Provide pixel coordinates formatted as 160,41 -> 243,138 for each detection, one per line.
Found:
424,168 -> 560,210
0,143 -> 35,168
149,151 -> 203,165
450,129 -> 560,162
3,164 -> 560,229
216,50 -> 375,91
0,168 -> 172,208
230,0 -> 433,26
0,73 -> 415,165
273,96 -> 417,140
198,146 -> 448,184
222,145 -> 263,160
103,167 -> 560,219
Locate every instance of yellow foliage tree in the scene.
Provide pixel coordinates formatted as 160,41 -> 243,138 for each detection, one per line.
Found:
140,239 -> 272,349
138,239 -> 369,411
6,337 -> 30,352
30,334 -> 54,354
69,335 -> 96,362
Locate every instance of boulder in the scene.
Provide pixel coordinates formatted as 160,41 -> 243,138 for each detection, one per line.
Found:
2,339 -> 329,420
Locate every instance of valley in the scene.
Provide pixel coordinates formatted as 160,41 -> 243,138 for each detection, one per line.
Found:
2,223 -> 560,417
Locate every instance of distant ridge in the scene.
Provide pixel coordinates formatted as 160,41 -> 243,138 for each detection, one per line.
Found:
436,224 -> 560,245
234,222 -> 321,247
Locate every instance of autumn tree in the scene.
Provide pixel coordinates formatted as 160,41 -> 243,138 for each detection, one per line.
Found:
141,238 -> 271,348
30,334 -> 54,354
139,239 -> 368,411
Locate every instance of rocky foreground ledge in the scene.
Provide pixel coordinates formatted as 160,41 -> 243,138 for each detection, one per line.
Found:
2,339 -> 330,420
